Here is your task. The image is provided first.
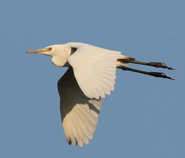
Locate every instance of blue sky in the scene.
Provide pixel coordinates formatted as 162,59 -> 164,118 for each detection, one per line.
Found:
0,0 -> 185,157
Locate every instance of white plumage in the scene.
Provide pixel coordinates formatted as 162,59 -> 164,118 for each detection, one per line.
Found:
27,42 -> 173,147
67,43 -> 121,99
58,67 -> 103,147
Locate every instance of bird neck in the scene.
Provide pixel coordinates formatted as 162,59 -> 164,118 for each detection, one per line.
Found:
51,46 -> 72,67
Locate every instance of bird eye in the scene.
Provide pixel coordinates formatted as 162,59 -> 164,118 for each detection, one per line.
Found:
48,47 -> 52,51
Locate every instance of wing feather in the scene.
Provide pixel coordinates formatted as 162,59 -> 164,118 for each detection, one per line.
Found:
68,43 -> 120,99
58,67 -> 102,147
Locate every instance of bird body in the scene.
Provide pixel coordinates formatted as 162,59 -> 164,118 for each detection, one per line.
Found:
27,42 -> 173,147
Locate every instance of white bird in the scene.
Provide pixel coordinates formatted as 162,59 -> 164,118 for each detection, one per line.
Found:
27,42 -> 173,147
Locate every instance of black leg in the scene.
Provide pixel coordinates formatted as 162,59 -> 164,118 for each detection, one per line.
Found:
117,58 -> 174,70
118,66 -> 174,80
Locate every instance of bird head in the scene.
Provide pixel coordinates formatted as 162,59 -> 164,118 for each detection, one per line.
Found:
27,45 -> 55,56
27,44 -> 72,67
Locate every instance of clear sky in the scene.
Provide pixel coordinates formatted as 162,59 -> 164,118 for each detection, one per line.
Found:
1,0 -> 184,157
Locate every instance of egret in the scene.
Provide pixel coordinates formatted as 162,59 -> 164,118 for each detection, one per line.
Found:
27,42 -> 173,147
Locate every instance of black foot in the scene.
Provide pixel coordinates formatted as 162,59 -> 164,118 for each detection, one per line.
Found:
147,62 -> 174,70
148,71 -> 175,80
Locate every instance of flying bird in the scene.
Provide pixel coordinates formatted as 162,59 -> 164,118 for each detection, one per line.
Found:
27,42 -> 174,147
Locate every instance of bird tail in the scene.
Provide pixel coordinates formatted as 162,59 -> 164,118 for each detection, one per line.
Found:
116,55 -> 135,67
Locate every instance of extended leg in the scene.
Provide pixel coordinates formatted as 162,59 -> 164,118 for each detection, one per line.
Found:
117,58 -> 174,70
118,66 -> 174,80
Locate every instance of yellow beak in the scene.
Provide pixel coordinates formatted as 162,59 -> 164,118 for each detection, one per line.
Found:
27,47 -> 52,54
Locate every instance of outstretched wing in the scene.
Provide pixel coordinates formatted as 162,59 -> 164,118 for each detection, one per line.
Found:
58,67 -> 103,147
68,43 -> 120,99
